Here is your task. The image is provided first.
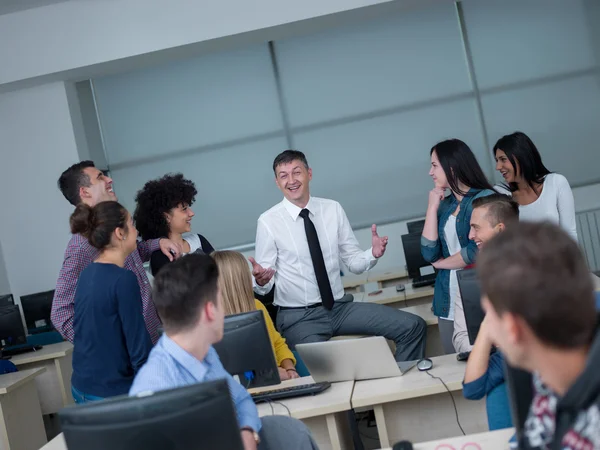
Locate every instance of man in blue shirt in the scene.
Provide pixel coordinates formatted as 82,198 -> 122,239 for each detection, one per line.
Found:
130,253 -> 318,450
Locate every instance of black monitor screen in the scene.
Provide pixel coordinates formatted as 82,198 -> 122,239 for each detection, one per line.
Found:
457,269 -> 485,345
503,362 -> 534,446
0,294 -> 14,307
20,290 -> 55,334
401,232 -> 433,279
60,379 -> 244,450
213,310 -> 280,389
407,220 -> 426,234
0,305 -> 27,348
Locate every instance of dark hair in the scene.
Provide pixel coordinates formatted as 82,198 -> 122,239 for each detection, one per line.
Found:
477,222 -> 596,349
152,253 -> 220,333
273,150 -> 309,175
134,173 -> 197,241
472,193 -> 519,227
493,131 -> 551,192
70,201 -> 129,249
431,140 -> 493,196
58,161 -> 96,206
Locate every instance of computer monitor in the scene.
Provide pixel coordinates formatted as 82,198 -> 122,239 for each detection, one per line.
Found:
59,379 -> 244,450
213,310 -> 280,389
0,294 -> 14,307
503,361 -> 534,448
457,268 -> 485,345
407,219 -> 426,234
0,305 -> 27,349
20,290 -> 54,334
401,232 -> 435,280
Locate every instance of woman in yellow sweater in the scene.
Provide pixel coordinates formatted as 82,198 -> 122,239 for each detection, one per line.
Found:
212,250 -> 299,381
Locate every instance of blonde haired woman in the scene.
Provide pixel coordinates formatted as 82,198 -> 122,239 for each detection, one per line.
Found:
212,250 -> 299,381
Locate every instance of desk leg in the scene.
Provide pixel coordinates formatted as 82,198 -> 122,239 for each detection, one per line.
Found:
373,405 -> 390,448
326,414 -> 342,450
0,380 -> 47,450
55,355 -> 74,407
302,413 -> 353,450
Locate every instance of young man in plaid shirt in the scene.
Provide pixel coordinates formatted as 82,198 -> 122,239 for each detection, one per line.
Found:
52,161 -> 181,344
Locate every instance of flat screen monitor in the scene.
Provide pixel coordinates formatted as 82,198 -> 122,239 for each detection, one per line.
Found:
407,219 -> 426,234
457,268 -> 485,345
213,310 -> 280,389
0,305 -> 27,348
20,290 -> 54,334
401,232 -> 435,280
0,294 -> 14,307
503,361 -> 534,448
60,379 -> 243,450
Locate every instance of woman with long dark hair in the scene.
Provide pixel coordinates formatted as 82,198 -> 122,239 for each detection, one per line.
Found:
421,139 -> 494,354
70,201 -> 152,403
494,131 -> 577,240
134,173 -> 215,276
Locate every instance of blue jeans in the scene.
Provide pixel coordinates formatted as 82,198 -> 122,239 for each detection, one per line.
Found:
71,385 -> 104,404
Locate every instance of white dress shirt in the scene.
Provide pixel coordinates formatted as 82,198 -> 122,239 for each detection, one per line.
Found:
254,197 -> 377,307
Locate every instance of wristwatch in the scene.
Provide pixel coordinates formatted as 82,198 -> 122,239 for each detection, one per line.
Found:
241,427 -> 260,445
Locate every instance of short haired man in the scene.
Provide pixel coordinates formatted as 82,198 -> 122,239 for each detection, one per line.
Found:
52,161 -> 180,344
130,254 -> 318,450
453,193 -> 519,352
477,222 -> 600,447
249,150 -> 426,361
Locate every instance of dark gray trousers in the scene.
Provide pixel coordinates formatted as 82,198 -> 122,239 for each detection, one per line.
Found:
259,415 -> 318,450
276,299 -> 427,361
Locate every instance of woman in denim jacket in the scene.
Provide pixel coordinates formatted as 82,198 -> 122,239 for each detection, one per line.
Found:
421,139 -> 494,353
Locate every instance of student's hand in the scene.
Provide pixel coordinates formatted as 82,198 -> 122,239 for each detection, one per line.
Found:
241,430 -> 258,450
248,257 -> 275,286
278,367 -> 290,381
371,225 -> 388,258
431,258 -> 445,269
287,369 -> 300,379
159,239 -> 182,261
428,187 -> 446,211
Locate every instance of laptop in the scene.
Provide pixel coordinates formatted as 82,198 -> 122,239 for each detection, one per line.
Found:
457,268 -> 485,345
296,336 -> 417,383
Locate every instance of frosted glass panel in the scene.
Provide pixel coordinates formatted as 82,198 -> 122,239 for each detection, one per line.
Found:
110,137 -> 288,249
276,2 -> 472,127
293,99 -> 489,228
482,75 -> 600,186
462,0 -> 596,89
94,44 -> 283,165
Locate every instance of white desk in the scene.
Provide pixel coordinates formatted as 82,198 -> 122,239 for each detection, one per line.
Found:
251,377 -> 354,450
0,368 -> 47,450
38,432 -> 65,450
352,354 -> 487,447
355,285 -> 434,309
379,428 -> 515,450
10,342 -> 74,414
343,267 -> 410,292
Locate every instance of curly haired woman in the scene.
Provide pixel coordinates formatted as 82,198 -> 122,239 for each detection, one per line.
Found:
134,173 -> 215,276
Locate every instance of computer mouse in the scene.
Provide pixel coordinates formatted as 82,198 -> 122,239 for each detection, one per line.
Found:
396,284 -> 405,292
417,358 -> 433,371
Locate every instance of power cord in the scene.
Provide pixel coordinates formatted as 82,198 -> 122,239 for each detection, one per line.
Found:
425,371 -> 466,436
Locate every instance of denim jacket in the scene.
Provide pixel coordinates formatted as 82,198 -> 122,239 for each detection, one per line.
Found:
421,188 -> 494,318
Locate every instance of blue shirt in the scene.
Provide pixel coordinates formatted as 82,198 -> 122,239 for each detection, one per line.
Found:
72,263 -> 152,398
129,335 -> 262,433
421,188 -> 495,317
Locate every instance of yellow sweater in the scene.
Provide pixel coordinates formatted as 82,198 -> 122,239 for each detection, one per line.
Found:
254,300 -> 296,366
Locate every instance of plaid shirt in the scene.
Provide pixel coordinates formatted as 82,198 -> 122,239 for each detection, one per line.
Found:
51,234 -> 161,344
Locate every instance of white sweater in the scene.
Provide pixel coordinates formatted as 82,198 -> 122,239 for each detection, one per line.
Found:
498,173 -> 578,241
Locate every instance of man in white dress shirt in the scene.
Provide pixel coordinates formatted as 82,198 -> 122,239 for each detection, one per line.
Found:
250,150 -> 426,362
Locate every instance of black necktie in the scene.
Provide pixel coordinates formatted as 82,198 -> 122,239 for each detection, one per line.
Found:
299,208 -> 334,310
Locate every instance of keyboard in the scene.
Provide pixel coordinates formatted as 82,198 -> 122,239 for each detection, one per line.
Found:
412,275 -> 436,288
251,381 -> 331,403
1,345 -> 42,357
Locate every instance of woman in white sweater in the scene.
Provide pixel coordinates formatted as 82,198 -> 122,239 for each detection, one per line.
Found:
493,131 -> 578,241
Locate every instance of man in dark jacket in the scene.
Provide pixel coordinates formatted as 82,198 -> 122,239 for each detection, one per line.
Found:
477,221 -> 600,449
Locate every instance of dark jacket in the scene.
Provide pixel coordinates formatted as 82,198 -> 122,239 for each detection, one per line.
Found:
150,234 -> 214,276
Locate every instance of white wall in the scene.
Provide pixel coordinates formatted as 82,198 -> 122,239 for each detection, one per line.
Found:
0,242 -> 12,295
0,82 -> 82,303
0,0 -> 412,88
